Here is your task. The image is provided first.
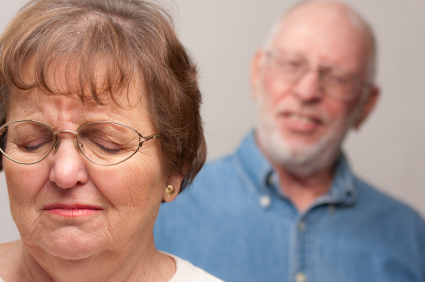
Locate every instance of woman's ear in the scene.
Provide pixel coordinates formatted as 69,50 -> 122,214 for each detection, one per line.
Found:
162,172 -> 184,202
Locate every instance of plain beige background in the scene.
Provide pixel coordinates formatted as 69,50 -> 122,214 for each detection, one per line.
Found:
0,0 -> 424,243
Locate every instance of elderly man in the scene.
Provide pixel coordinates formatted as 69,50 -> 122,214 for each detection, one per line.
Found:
155,1 -> 425,282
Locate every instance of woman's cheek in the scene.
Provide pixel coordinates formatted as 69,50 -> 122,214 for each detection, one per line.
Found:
4,161 -> 49,229
90,156 -> 165,208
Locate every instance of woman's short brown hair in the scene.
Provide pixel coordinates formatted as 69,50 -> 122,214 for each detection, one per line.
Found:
0,0 -> 206,193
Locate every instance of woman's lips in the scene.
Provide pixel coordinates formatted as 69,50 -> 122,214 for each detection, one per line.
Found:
43,204 -> 102,217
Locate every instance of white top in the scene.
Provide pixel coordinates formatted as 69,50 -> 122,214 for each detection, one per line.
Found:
168,254 -> 224,282
0,255 -> 223,282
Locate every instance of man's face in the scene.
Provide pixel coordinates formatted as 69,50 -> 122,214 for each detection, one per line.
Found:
251,6 -> 377,177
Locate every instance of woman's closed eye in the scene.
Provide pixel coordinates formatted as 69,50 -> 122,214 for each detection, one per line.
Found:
13,135 -> 53,153
86,137 -> 126,155
23,138 -> 53,152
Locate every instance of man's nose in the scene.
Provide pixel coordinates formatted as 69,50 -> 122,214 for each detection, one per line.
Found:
291,68 -> 324,102
48,133 -> 88,189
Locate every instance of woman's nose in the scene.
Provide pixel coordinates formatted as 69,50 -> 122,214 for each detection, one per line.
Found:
48,134 -> 88,189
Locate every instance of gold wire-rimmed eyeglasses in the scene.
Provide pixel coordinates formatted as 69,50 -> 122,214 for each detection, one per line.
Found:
0,120 -> 159,166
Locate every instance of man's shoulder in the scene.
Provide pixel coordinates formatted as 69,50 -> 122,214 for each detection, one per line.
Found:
197,154 -> 238,176
193,132 -> 263,185
155,149 -> 259,226
352,175 -> 425,227
184,153 -> 242,192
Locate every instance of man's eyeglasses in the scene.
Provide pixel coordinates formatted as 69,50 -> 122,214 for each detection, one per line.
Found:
264,50 -> 369,101
0,120 -> 159,166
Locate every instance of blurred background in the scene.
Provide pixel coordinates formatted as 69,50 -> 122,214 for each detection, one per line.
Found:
1,0 -> 424,243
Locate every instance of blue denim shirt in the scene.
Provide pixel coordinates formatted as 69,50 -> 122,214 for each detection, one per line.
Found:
155,132 -> 425,282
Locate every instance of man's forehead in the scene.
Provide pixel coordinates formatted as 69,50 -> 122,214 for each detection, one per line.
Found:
268,1 -> 373,73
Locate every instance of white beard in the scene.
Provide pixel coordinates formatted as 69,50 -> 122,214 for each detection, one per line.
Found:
255,92 -> 364,178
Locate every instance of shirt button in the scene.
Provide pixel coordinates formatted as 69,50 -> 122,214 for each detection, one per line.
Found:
298,221 -> 306,231
295,272 -> 307,282
328,205 -> 336,214
259,195 -> 271,208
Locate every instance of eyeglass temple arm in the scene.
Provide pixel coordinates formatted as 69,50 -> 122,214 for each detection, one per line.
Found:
139,134 -> 159,147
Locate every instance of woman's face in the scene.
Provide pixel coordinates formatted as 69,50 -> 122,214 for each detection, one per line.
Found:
3,82 -> 181,260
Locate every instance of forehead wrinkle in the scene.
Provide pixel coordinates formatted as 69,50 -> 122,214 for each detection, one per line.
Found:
8,73 -> 149,132
7,87 -> 45,121
51,96 -> 81,125
52,94 -> 150,132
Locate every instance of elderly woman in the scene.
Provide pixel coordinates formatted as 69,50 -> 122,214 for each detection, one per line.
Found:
0,0 -> 221,281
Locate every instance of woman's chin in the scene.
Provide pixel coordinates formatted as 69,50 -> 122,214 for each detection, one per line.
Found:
25,227 -> 109,260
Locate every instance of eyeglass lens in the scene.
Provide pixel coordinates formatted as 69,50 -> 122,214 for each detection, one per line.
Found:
0,121 -> 142,165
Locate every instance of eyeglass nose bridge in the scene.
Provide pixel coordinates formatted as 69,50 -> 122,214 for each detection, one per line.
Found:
298,62 -> 326,81
53,130 -> 79,152
290,62 -> 328,96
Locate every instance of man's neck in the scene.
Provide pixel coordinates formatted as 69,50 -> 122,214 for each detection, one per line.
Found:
254,133 -> 337,212
275,163 -> 335,213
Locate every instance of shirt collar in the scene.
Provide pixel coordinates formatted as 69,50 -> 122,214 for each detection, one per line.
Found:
234,131 -> 357,209
315,153 -> 357,207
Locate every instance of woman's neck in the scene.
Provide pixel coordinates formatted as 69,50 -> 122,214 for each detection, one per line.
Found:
14,236 -> 175,282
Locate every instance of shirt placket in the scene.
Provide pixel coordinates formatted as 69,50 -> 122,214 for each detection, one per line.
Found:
288,213 -> 307,282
